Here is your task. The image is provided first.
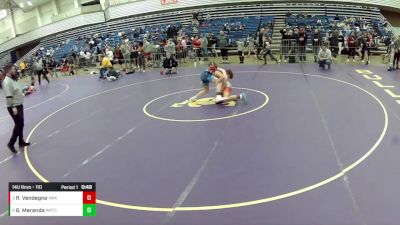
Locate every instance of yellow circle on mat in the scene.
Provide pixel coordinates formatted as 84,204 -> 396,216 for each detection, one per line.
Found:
143,87 -> 269,122
24,71 -> 388,212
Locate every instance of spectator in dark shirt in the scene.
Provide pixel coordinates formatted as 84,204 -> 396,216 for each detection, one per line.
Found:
280,28 -> 294,62
219,31 -> 229,63
256,28 -> 265,59
347,32 -> 357,62
297,28 -> 308,62
2,65 -> 30,153
329,30 -> 340,59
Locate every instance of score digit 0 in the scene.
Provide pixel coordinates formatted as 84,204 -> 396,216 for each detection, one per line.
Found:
83,192 -> 96,204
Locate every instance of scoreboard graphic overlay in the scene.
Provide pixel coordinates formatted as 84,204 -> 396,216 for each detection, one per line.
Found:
9,183 -> 96,217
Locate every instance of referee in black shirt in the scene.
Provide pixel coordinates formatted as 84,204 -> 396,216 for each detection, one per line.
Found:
1,65 -> 30,153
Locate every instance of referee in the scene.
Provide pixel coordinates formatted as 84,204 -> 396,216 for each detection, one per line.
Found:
2,65 -> 30,153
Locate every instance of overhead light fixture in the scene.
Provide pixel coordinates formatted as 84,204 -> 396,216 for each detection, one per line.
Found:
19,3 -> 24,7
0,9 -> 7,20
27,1 -> 32,6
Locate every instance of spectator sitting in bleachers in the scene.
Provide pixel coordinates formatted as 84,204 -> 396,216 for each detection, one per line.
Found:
162,54 -> 178,74
89,39 -> 95,49
223,23 -> 230,34
297,11 -> 305,19
192,10 -> 199,25
318,45 -> 332,69
286,10 -> 292,17
344,23 -> 351,35
316,19 -> 322,27
362,23 -> 369,30
266,21 -> 273,31
331,22 -> 339,31
354,18 -> 361,28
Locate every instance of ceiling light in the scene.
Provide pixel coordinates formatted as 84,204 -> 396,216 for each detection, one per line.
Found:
19,3 -> 24,7
27,1 -> 32,6
0,9 -> 7,20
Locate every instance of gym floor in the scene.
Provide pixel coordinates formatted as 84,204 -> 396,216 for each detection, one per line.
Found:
1,63 -> 400,225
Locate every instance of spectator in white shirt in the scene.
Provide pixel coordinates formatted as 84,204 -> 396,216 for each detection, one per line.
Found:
318,45 -> 332,69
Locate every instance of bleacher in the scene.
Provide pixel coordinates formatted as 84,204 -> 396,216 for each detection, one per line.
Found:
282,12 -> 390,56
11,2 -> 394,63
0,51 -> 11,69
196,16 -> 274,43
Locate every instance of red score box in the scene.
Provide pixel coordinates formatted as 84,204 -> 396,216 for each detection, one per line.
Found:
83,192 -> 96,204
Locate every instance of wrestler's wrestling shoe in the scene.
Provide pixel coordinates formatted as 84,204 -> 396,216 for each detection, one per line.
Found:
215,95 -> 224,104
240,93 -> 248,105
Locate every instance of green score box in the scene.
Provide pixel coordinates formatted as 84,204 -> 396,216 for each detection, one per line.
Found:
83,204 -> 96,217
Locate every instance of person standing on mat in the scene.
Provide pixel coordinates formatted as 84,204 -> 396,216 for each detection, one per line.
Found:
1,65 -> 30,153
33,57 -> 49,85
